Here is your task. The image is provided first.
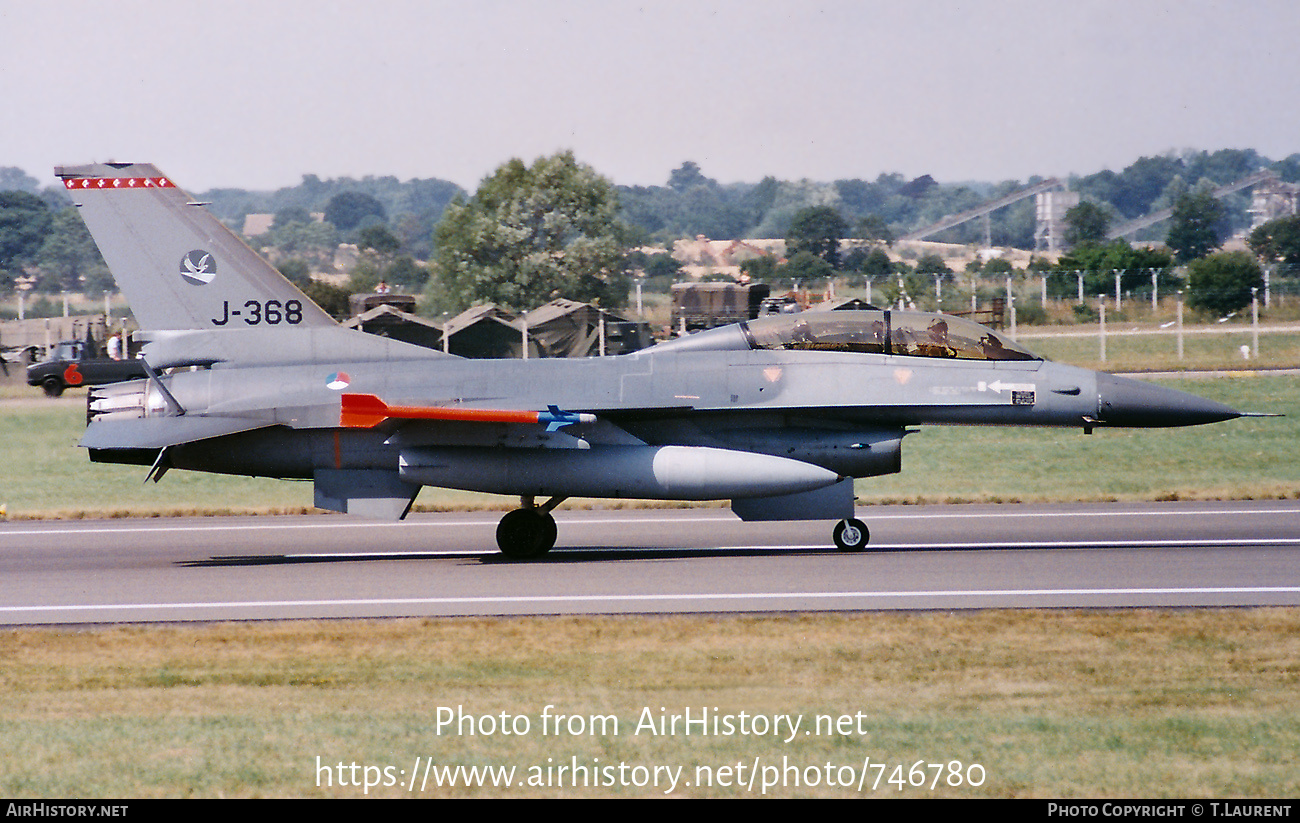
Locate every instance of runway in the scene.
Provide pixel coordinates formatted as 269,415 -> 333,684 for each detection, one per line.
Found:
1,500 -> 1298,625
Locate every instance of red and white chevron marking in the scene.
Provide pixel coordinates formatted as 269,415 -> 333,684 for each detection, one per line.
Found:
63,177 -> 173,190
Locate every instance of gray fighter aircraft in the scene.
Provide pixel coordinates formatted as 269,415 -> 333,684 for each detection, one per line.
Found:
60,162 -> 1249,557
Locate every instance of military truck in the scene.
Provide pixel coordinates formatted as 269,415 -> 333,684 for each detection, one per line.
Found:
26,339 -> 147,397
669,282 -> 770,334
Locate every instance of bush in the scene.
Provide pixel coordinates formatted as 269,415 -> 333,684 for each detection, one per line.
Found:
1186,251 -> 1263,317
1072,302 -> 1099,323
1013,302 -> 1048,326
276,259 -> 310,287
300,280 -> 351,320
782,251 -> 833,283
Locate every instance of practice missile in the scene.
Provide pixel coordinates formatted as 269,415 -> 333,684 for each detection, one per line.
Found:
399,444 -> 844,500
341,393 -> 596,431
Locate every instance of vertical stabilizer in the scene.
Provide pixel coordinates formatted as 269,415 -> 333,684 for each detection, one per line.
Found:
56,163 -> 335,331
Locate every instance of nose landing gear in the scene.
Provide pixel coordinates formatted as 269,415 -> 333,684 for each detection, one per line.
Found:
832,517 -> 870,551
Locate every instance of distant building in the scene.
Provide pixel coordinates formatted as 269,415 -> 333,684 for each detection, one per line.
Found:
241,214 -> 275,237
671,236 -> 785,281
1249,176 -> 1300,228
524,298 -> 650,357
340,297 -> 650,358
1034,190 -> 1080,252
440,304 -> 541,359
342,303 -> 443,350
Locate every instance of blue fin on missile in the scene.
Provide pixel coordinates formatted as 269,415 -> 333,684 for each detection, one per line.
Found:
541,405 -> 589,432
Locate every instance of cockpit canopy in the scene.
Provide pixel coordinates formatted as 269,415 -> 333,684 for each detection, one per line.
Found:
742,310 -> 1040,361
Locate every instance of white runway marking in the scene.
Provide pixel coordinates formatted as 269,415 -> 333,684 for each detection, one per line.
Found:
2,505 -> 1297,538
3,586 -> 1299,616
280,538 -> 1300,558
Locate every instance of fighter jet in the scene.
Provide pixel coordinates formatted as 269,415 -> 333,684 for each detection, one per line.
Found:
60,163 -> 1249,557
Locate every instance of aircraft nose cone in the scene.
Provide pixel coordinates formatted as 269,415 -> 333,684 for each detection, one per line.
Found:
1096,373 -> 1241,427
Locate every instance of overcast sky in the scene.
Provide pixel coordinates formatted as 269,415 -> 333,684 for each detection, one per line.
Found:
3,0 -> 1298,193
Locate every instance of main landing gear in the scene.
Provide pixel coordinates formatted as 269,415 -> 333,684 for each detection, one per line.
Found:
495,496 -> 567,559
832,517 -> 870,551
495,500 -> 871,558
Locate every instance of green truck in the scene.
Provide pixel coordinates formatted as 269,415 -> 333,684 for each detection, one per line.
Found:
26,339 -> 147,397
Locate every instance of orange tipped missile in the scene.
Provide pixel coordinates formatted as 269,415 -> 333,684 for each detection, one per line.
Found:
340,393 -> 594,431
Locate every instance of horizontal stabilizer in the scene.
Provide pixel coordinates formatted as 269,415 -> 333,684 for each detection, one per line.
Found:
340,393 -> 595,430
79,416 -> 272,450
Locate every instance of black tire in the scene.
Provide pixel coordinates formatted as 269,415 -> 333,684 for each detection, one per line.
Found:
832,518 -> 870,551
496,509 -> 558,559
42,377 -> 64,398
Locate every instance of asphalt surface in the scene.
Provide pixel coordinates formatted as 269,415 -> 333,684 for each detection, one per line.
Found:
1,500 -> 1298,625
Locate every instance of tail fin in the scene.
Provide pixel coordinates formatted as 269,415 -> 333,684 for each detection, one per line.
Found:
56,162 -> 335,330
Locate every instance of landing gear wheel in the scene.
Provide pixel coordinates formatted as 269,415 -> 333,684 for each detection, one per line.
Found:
832,518 -> 870,551
496,508 -> 558,559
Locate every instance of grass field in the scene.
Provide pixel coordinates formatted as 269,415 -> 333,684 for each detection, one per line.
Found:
1020,327 -> 1300,373
3,610 -> 1298,797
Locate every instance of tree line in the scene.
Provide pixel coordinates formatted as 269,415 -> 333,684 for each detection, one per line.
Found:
3,146 -> 1300,320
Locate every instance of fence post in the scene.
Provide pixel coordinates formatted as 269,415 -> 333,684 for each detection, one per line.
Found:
1151,269 -> 1158,313
1251,287 -> 1259,359
1114,271 -> 1121,311
1176,291 -> 1184,361
1006,276 -> 1016,340
1098,295 -> 1106,363
1076,271 -> 1084,304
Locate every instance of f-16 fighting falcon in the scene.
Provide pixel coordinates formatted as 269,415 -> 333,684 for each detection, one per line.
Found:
59,163 -> 1252,557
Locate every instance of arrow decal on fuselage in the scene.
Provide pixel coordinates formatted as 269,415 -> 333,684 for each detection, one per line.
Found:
340,393 -> 595,431
977,380 -> 1036,394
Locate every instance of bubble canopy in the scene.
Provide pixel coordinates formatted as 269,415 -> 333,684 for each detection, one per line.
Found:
740,310 -> 1041,362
